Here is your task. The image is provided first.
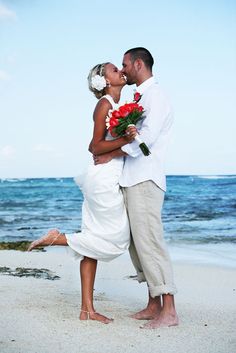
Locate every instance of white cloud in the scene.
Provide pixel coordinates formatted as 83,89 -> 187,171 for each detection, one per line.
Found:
0,69 -> 10,81
0,3 -> 16,20
33,144 -> 65,159
33,144 -> 54,153
0,145 -> 16,159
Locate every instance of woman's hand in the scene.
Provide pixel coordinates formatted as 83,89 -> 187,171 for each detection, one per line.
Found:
124,125 -> 138,143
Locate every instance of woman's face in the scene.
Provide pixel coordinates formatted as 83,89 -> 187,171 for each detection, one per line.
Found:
104,63 -> 126,87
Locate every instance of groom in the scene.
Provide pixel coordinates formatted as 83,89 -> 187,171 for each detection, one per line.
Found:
94,47 -> 178,329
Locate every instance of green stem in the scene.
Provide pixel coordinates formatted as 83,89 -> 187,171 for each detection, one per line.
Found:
139,143 -> 151,156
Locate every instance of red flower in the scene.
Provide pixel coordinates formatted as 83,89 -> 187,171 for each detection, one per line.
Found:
111,110 -> 121,118
138,105 -> 144,112
134,92 -> 142,102
118,105 -> 130,117
109,117 -> 119,127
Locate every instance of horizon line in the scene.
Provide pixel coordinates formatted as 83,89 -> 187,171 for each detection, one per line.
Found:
1,174 -> 236,180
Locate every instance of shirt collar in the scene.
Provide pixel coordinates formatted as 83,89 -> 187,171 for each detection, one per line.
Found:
135,76 -> 155,95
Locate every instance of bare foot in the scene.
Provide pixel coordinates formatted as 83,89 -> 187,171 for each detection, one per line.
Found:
28,229 -> 62,251
129,306 -> 161,320
140,311 -> 179,329
80,311 -> 113,324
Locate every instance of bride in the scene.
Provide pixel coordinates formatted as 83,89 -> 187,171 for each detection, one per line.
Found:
28,62 -> 136,324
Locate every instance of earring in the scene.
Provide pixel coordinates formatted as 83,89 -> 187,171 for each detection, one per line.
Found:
106,82 -> 111,87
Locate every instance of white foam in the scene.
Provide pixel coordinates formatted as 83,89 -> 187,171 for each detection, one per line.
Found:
196,175 -> 236,180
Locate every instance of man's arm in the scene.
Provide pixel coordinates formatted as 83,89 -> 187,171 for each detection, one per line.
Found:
94,148 -> 127,165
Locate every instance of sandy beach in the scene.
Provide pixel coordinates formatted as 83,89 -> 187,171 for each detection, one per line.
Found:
0,248 -> 235,353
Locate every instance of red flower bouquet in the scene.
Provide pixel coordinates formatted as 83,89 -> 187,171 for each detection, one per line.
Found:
106,102 -> 151,156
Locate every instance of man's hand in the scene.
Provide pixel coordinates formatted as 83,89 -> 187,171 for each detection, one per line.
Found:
93,152 -> 113,165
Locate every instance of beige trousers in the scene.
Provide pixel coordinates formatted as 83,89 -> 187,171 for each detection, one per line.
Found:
122,181 -> 177,298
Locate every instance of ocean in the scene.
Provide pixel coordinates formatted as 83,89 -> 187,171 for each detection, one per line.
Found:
0,176 -> 236,267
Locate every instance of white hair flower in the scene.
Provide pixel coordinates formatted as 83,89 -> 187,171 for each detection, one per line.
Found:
91,75 -> 106,91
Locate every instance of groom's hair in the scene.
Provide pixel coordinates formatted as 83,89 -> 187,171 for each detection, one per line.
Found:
124,47 -> 154,70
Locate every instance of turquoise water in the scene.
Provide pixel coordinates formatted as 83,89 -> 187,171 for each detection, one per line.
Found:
0,175 -> 236,267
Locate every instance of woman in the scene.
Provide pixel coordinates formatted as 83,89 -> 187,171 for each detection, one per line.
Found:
28,62 -> 135,324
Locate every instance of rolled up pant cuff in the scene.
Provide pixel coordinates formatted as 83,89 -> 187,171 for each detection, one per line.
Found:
149,284 -> 177,298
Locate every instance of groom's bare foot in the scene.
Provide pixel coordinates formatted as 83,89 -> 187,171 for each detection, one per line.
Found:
28,229 -> 64,251
80,311 -> 113,324
130,297 -> 162,320
129,306 -> 161,320
140,310 -> 179,329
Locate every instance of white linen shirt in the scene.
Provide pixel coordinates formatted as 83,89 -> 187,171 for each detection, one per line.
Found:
119,77 -> 173,192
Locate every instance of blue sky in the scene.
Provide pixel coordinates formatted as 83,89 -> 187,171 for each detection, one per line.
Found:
0,0 -> 235,178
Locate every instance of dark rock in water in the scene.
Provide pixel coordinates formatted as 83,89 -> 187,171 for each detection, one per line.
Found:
0,266 -> 11,273
123,275 -> 138,280
0,241 -> 45,251
0,266 -> 60,280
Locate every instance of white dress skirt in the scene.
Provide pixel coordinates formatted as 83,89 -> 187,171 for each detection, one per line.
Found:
65,95 -> 130,261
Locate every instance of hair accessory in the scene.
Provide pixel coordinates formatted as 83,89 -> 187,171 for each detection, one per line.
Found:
91,75 -> 106,91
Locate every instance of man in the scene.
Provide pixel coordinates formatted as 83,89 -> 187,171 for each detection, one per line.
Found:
94,47 -> 178,329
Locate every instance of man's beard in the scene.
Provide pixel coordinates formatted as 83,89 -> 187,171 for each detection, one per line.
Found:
126,78 -> 136,85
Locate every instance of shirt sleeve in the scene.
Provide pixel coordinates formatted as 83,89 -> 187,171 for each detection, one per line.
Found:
121,88 -> 173,157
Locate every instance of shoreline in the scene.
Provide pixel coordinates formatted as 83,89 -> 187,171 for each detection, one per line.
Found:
1,240 -> 236,269
0,249 -> 235,353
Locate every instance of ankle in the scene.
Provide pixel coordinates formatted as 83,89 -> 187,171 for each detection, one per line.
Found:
80,309 -> 96,314
81,306 -> 95,313
147,299 -> 161,310
161,306 -> 177,316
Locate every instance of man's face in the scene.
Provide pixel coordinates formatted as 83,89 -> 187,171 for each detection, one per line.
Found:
121,53 -> 137,85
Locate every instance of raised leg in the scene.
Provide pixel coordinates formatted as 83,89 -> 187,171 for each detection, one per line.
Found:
79,256 -> 113,324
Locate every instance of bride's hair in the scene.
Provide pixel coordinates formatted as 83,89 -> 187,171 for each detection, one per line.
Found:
88,62 -> 110,99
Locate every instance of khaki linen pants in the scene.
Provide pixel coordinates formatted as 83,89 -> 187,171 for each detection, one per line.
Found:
122,181 -> 177,298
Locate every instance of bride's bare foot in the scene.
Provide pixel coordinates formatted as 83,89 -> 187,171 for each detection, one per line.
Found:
140,310 -> 179,329
28,229 -> 63,251
80,310 -> 113,324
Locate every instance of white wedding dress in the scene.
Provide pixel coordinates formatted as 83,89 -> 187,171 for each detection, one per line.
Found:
65,95 -> 130,261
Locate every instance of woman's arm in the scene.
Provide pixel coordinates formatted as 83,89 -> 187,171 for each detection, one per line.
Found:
89,98 -> 133,155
